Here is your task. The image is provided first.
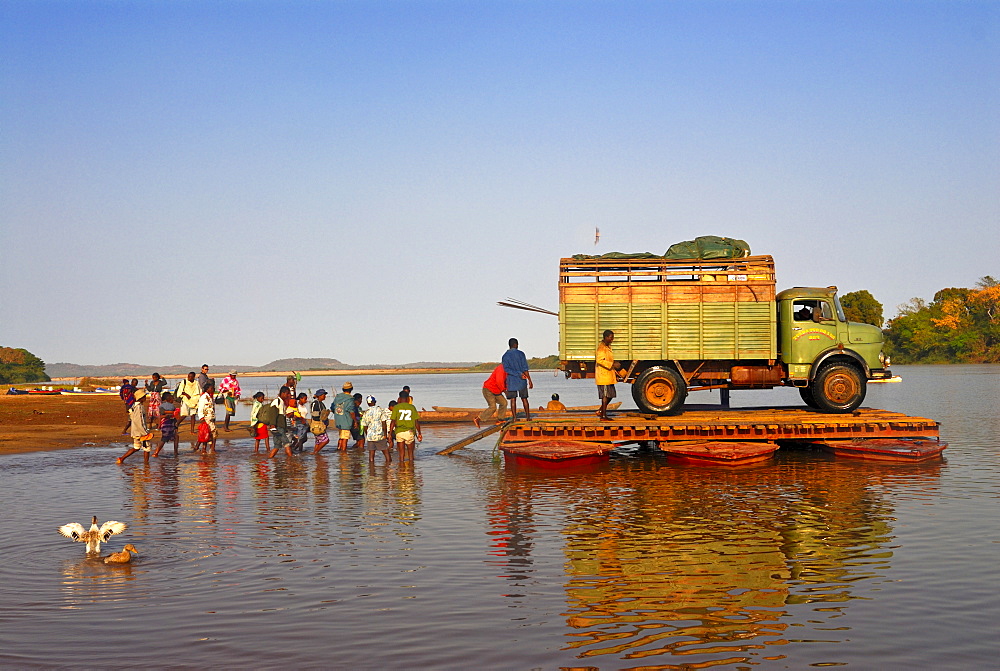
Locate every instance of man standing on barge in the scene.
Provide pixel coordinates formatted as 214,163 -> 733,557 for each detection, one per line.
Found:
502,338 -> 533,421
596,329 -> 623,421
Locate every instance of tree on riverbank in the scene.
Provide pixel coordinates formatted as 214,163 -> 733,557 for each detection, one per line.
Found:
841,290 -> 884,327
470,355 -> 560,372
884,276 -> 1000,363
0,347 -> 51,384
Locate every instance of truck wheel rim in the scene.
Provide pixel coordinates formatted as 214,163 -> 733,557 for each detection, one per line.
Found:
646,379 -> 675,406
823,372 -> 859,403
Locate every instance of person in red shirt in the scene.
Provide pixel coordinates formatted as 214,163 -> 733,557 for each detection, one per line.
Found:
474,364 -> 508,428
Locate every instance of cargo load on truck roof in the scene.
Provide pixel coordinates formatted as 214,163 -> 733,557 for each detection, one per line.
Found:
571,235 -> 751,262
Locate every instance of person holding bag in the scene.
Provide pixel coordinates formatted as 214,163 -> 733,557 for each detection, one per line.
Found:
310,389 -> 331,453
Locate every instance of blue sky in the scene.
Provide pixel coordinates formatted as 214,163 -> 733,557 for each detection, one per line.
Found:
2,1 -> 997,367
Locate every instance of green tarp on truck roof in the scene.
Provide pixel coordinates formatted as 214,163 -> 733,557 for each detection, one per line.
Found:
571,236 -> 750,261
665,236 -> 750,260
571,251 -> 661,260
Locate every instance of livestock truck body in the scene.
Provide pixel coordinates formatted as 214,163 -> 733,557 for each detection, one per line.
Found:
558,255 -> 891,414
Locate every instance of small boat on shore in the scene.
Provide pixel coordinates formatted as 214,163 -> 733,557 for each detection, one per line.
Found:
60,390 -> 119,395
5,388 -> 64,395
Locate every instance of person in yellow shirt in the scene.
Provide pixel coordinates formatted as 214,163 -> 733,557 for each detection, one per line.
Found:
544,393 -> 567,412
596,329 -> 623,421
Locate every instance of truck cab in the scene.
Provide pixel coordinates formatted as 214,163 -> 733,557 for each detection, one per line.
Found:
777,287 -> 891,412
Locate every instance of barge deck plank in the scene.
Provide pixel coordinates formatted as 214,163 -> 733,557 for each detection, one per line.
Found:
500,407 -> 941,446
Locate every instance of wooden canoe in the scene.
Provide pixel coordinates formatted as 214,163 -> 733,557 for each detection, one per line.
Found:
808,438 -> 946,462
657,440 -> 779,466
419,410 -> 481,423
500,439 -> 613,468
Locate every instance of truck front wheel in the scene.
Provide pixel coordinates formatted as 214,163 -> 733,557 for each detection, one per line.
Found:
812,364 -> 866,413
798,386 -> 819,409
632,367 -> 687,414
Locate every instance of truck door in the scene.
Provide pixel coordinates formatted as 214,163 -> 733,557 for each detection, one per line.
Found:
786,299 -> 839,365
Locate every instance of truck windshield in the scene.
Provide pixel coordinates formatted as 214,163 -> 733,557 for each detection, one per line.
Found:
833,294 -> 847,322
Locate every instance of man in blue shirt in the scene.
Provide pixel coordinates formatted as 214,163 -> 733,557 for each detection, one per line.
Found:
501,338 -> 533,421
332,381 -> 356,451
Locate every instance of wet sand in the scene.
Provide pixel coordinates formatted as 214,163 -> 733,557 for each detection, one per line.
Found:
0,394 -> 249,455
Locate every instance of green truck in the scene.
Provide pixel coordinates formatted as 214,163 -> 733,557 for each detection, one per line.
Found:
558,254 -> 892,414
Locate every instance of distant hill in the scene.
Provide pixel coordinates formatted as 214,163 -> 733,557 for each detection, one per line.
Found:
253,357 -> 349,372
46,357 -> 483,378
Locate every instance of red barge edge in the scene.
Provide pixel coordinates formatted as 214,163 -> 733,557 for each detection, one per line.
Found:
496,406 -> 946,466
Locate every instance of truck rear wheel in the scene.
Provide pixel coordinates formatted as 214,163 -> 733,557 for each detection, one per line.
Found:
812,363 -> 866,413
798,386 -> 819,409
632,366 -> 687,414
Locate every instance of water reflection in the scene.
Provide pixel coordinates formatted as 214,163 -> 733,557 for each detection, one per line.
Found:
60,556 -> 143,608
488,455 -> 943,665
486,467 -> 540,591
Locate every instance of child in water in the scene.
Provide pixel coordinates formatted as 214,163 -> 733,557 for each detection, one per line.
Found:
250,391 -> 269,453
152,391 -> 180,457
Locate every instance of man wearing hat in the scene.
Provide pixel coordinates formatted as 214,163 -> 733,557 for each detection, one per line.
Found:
332,382 -> 356,451
361,395 -> 392,464
116,387 -> 153,464
218,370 -> 242,432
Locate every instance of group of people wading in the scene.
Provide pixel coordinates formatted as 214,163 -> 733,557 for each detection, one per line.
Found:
114,332 -> 624,465
115,364 -> 421,465
249,381 -> 421,464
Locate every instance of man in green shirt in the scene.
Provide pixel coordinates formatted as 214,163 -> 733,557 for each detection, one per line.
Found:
389,392 -> 422,461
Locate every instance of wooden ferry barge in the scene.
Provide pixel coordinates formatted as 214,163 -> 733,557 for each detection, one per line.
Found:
495,406 -> 947,467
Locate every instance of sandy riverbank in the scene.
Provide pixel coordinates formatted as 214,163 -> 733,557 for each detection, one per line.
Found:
0,394 -> 250,456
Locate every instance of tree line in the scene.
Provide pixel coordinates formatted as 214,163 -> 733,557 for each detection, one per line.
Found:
841,277 -> 1000,364
0,347 -> 51,384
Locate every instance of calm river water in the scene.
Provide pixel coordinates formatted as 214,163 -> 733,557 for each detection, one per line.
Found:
2,365 -> 998,668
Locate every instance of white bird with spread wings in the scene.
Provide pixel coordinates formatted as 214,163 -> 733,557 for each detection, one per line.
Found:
58,515 -> 127,554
